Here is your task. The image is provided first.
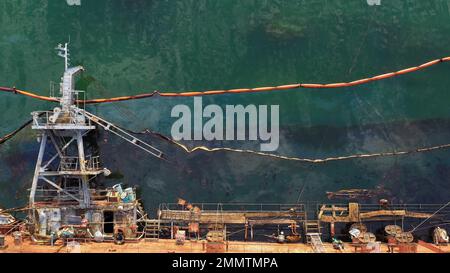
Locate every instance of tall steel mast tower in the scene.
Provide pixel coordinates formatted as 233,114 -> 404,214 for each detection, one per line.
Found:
28,43 -> 165,228
30,43 -> 104,210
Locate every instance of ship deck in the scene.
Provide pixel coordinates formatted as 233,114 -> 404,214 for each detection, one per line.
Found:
1,236 -> 449,253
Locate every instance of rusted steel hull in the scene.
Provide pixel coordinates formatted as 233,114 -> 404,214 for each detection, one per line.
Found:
1,236 -> 449,253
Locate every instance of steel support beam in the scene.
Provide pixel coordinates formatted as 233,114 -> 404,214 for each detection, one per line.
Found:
40,177 -> 83,203
77,131 -> 91,208
29,132 -> 48,207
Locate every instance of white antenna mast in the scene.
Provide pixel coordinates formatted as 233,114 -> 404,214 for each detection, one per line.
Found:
54,41 -> 83,110
55,42 -> 70,71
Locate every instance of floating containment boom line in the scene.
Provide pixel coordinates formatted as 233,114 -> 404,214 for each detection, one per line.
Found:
0,57 -> 449,104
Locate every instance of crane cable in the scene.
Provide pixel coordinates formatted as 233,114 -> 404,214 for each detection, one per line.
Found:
0,57 -> 449,104
410,201 -> 450,233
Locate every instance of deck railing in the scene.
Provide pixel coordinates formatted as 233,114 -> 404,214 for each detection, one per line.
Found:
317,203 -> 450,215
159,202 -> 305,213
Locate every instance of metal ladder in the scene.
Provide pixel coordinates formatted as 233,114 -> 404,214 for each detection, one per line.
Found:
80,109 -> 165,160
145,219 -> 161,241
304,220 -> 321,243
307,233 -> 326,253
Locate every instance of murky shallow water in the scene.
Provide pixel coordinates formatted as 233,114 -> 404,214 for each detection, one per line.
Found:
0,1 -> 449,211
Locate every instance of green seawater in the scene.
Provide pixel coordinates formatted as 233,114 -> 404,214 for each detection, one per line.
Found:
0,0 -> 450,213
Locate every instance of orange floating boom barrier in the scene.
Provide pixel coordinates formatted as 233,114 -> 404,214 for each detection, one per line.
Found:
0,57 -> 449,104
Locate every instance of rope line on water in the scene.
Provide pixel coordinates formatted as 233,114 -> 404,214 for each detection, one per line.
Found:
0,112 -> 46,145
0,57 -> 449,104
131,128 -> 450,163
2,120 -> 450,163
0,119 -> 33,145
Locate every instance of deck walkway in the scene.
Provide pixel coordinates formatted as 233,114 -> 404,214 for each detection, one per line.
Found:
1,236 -> 449,253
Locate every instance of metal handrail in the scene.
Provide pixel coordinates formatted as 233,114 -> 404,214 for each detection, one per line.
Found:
58,155 -> 101,171
32,109 -> 92,127
159,202 -> 305,213
316,203 -> 450,215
